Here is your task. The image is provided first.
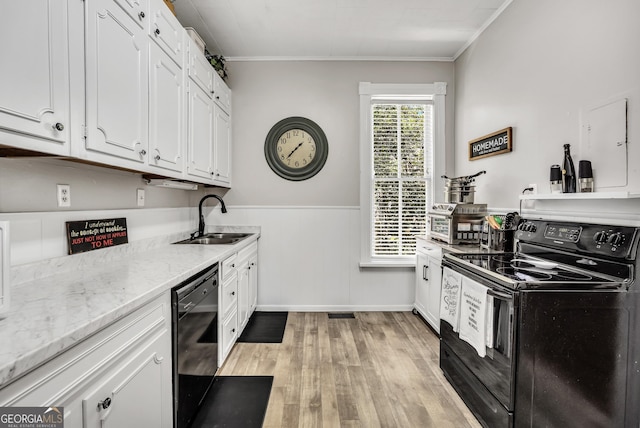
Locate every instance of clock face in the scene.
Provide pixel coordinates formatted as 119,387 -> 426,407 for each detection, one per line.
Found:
264,117 -> 328,181
276,129 -> 317,169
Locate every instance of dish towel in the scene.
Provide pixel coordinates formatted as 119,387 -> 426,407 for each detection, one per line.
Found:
459,279 -> 489,358
485,296 -> 494,349
440,267 -> 462,332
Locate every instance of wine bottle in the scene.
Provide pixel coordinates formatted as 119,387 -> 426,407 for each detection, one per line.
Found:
562,143 -> 576,193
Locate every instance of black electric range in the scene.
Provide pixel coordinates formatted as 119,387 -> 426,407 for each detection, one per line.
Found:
439,218 -> 640,428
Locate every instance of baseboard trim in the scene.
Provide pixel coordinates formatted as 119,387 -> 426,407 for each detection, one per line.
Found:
256,304 -> 414,312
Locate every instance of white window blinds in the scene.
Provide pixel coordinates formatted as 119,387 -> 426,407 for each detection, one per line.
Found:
371,102 -> 433,257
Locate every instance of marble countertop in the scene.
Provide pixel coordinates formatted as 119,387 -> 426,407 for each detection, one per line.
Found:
0,227 -> 260,389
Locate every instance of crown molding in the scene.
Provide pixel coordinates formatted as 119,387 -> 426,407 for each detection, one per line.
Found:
453,0 -> 514,60
226,56 -> 454,62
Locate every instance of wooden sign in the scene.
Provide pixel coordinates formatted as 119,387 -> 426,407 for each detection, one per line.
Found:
66,218 -> 128,255
469,127 -> 512,160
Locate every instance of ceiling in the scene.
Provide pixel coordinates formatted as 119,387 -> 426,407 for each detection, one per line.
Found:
172,0 -> 512,61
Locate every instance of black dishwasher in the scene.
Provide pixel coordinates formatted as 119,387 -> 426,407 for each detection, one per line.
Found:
172,263 -> 219,428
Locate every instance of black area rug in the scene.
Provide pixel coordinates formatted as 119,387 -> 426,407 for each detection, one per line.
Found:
238,312 -> 288,343
191,376 -> 273,428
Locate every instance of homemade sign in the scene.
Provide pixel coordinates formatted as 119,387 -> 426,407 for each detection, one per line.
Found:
469,127 -> 512,160
66,218 -> 128,255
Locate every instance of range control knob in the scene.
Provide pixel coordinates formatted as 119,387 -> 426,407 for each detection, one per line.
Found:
593,231 -> 608,244
527,223 -> 537,233
607,233 -> 623,246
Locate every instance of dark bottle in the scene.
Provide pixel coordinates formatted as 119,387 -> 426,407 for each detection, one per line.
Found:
562,143 -> 576,193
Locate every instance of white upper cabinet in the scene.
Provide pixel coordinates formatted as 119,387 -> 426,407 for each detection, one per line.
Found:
149,42 -> 185,173
188,43 -> 214,95
213,106 -> 231,185
186,79 -> 215,180
213,73 -> 231,114
1,2 -> 231,187
0,1 -> 71,155
149,0 -> 184,65
85,0 -> 149,164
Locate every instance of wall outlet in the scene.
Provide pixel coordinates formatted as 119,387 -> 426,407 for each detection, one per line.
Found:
137,189 -> 145,207
57,184 -> 71,207
528,183 -> 537,194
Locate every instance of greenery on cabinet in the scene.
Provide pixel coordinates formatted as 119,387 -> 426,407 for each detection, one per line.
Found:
205,50 -> 228,80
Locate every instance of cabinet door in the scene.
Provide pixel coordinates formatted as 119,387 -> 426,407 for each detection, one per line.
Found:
85,0 -> 149,163
213,106 -> 231,185
186,80 -> 214,180
248,253 -> 258,314
238,260 -> 250,330
0,1 -> 70,155
149,0 -> 184,65
188,41 -> 213,94
82,333 -> 172,428
426,257 -> 442,334
212,73 -> 231,114
149,42 -> 184,174
415,252 -> 429,317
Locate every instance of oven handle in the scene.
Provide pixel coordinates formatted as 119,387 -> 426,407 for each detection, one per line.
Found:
487,289 -> 513,300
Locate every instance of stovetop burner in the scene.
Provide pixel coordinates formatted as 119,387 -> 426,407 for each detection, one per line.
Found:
447,251 -> 617,288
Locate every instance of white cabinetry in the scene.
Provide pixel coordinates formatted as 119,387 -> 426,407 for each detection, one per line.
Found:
0,1 -> 71,156
84,0 -> 149,165
1,2 -> 231,187
218,241 -> 259,366
148,0 -> 185,174
220,253 -> 238,364
237,242 -> 258,330
213,106 -> 232,185
0,293 -> 173,428
186,41 -> 232,186
414,239 -> 443,333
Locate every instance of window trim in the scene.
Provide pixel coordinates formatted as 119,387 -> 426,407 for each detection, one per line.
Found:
359,82 -> 447,267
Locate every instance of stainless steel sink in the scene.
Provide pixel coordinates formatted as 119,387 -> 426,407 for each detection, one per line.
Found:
173,232 -> 252,245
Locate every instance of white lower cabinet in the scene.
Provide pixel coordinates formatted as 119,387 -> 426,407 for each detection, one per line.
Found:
218,241 -> 259,367
415,239 -> 443,333
0,293 -> 173,428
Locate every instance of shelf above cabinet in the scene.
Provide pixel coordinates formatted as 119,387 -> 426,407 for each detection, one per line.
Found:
519,191 -> 640,200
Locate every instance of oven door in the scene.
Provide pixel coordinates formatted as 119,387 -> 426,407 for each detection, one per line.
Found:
440,264 -> 517,427
429,214 -> 452,243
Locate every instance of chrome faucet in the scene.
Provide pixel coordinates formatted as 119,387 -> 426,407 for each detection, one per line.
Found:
193,194 -> 227,239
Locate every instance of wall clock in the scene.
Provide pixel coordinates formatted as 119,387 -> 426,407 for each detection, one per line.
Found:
264,116 -> 328,181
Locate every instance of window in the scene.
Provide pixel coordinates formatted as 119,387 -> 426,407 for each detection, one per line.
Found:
359,83 -> 447,267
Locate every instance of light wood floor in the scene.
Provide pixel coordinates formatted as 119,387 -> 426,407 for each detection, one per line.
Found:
218,312 -> 482,428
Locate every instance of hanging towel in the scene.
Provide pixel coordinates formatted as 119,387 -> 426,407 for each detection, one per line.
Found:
485,295 -> 494,349
440,267 -> 462,332
459,278 -> 489,357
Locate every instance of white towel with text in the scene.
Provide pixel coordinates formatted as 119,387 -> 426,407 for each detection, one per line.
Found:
459,278 -> 489,357
440,267 -> 462,332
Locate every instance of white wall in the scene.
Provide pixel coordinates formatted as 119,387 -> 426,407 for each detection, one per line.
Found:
216,60 -> 455,310
454,0 -> 640,216
224,60 -> 455,206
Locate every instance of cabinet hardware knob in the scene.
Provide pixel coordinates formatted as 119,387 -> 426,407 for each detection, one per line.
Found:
216,96 -> 220,100
154,155 -> 161,161
140,149 -> 147,156
53,122 -> 64,131
155,28 -> 160,35
231,263 -> 235,268
153,355 -> 164,364
99,397 -> 112,410
216,173 -> 220,176
231,328 -> 236,333
138,11 -> 145,19
231,291 -> 235,295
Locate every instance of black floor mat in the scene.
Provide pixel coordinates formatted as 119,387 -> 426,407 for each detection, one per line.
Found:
190,376 -> 273,428
238,312 -> 288,343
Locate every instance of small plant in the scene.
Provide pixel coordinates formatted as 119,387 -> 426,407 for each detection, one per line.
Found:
205,50 -> 227,80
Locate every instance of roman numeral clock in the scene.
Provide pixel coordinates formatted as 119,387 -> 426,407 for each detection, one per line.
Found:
264,117 -> 328,181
